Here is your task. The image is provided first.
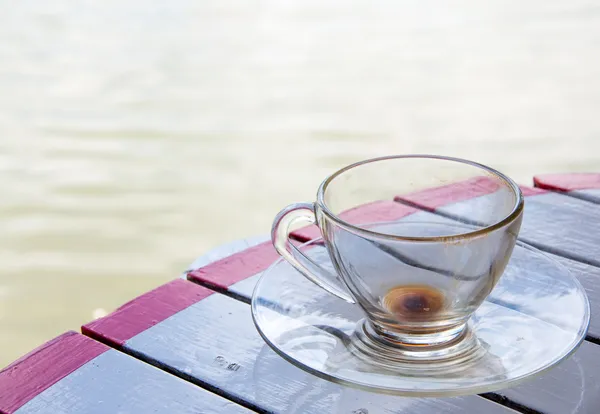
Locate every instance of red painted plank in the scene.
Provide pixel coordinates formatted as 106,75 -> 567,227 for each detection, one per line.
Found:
520,186 -> 547,196
534,173 -> 600,191
395,176 -> 545,210
291,200 -> 417,242
187,241 -> 284,289
82,279 -> 213,346
0,331 -> 107,414
393,176 -> 499,211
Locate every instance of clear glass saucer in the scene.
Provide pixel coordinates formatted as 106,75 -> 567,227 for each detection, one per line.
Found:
251,239 -> 590,397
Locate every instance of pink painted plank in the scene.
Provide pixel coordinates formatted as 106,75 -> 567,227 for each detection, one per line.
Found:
0,331 -> 107,414
187,240 -> 294,290
395,176 -> 545,211
520,186 -> 548,196
394,176 -> 501,211
291,200 -> 417,242
82,279 -> 213,346
534,173 -> 600,191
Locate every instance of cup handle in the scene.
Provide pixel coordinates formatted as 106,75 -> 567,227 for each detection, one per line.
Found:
271,202 -> 355,304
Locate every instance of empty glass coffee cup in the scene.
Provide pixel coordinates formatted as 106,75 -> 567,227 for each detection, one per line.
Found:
271,155 -> 523,360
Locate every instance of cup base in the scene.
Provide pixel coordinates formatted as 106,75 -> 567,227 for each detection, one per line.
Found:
369,318 -> 468,346
348,319 -> 485,372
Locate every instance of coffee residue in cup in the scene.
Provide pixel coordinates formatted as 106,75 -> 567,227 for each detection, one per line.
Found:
382,285 -> 445,320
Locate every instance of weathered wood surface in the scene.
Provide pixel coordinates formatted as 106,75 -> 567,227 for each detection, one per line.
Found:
83,279 -> 517,414
0,331 -> 251,414
187,238 -> 600,414
534,173 -> 600,204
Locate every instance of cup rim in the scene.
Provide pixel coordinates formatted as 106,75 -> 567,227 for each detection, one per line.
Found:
316,154 -> 524,242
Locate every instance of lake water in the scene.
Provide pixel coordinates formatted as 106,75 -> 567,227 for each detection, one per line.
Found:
1,0 -> 599,366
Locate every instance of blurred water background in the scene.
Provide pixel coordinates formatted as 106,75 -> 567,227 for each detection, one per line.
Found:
1,0 -> 599,366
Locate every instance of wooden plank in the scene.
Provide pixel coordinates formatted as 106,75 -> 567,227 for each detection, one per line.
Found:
0,332 -> 106,414
187,238 -> 277,300
186,239 -> 600,414
183,235 -> 270,275
187,240 -> 285,293
394,177 -> 546,219
534,173 -> 600,204
393,176 -> 538,213
82,284 -> 517,414
82,279 -> 214,346
518,192 -> 600,267
0,331 -> 251,414
396,181 -> 600,267
187,240 -> 316,300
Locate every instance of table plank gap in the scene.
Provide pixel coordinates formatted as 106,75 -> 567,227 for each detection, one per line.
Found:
585,335 -> 600,346
480,393 -> 544,414
184,271 -> 252,303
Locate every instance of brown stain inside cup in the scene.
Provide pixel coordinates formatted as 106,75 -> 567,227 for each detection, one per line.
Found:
382,285 -> 445,321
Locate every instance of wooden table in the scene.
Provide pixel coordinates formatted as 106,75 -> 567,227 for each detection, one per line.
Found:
2,173 -> 600,414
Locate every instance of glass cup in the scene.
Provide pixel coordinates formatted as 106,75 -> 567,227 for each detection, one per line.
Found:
271,155 -> 523,360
